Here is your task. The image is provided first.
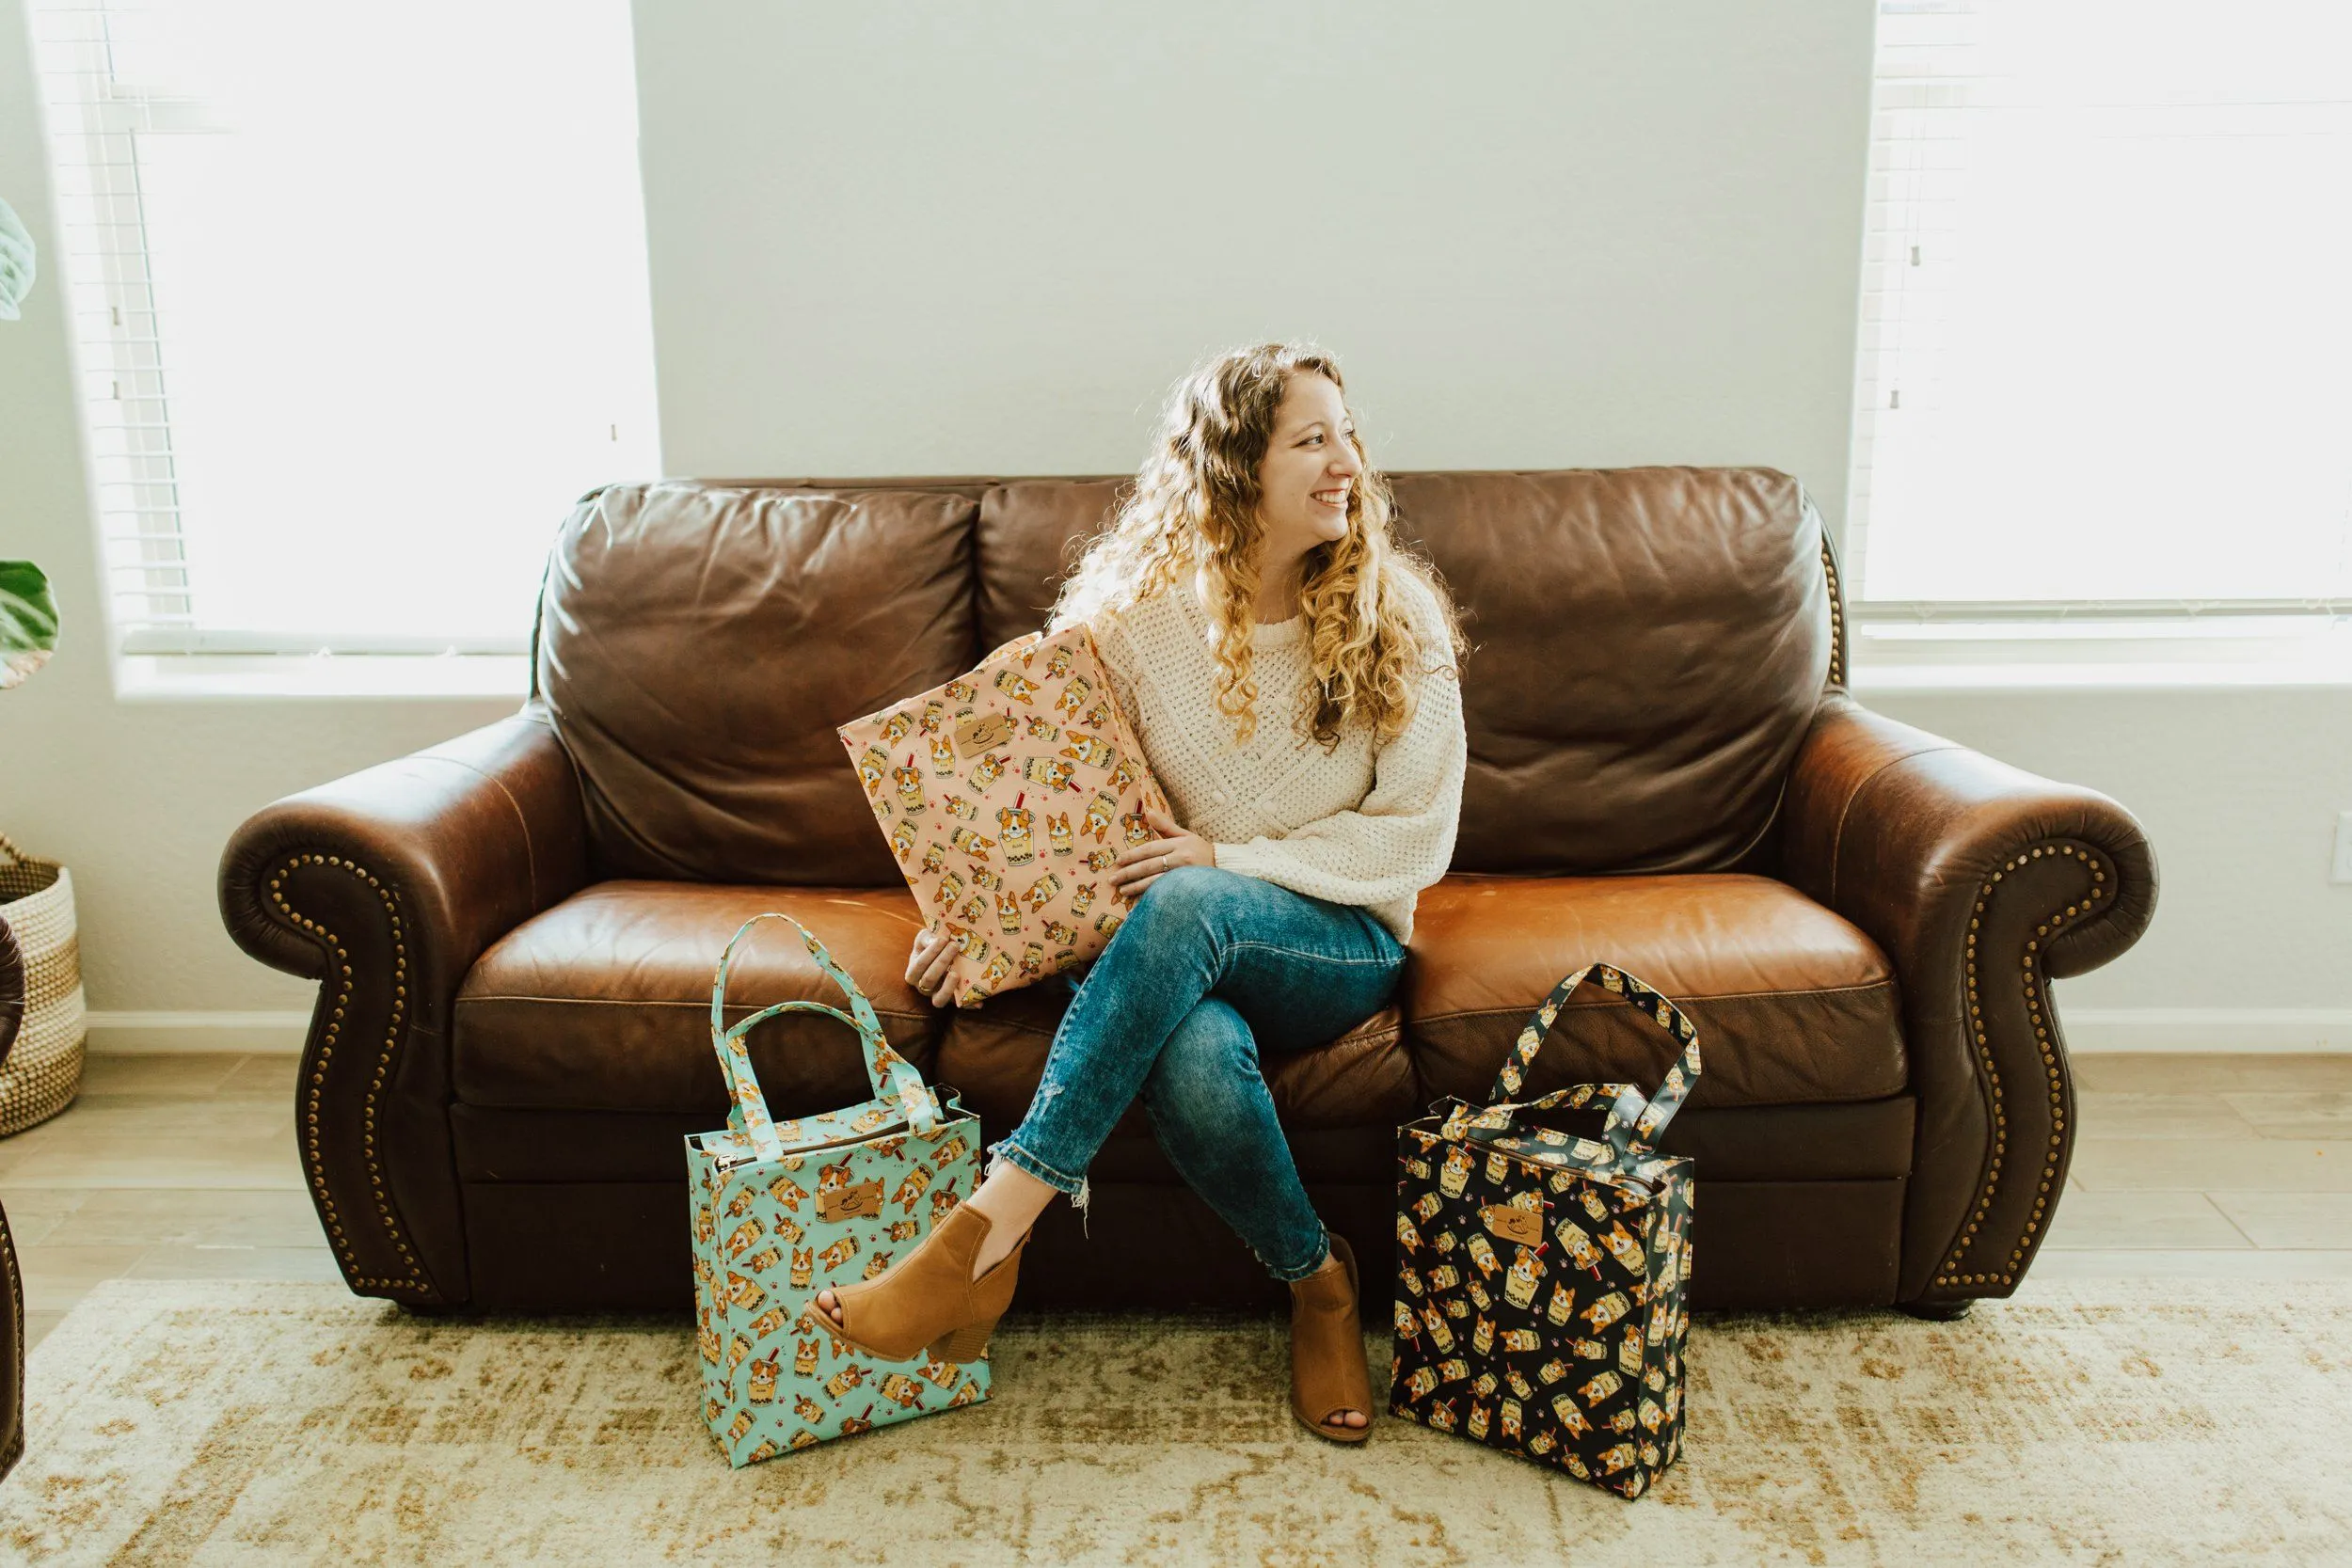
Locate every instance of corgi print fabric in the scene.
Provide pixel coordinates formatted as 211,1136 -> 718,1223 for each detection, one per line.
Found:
1389,963 -> 1703,1500
838,625 -> 1172,1007
688,912 -> 989,1467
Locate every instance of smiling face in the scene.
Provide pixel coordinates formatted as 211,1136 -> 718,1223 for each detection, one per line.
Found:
1250,372 -> 1363,595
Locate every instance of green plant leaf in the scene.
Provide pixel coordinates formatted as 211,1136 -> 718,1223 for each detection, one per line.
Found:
0,559 -> 59,690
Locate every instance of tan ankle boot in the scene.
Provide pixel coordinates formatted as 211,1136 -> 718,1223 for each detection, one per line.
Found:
1289,1232 -> 1374,1444
803,1200 -> 1027,1364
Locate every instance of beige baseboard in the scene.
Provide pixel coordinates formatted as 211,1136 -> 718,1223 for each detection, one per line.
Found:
77,1006 -> 2352,1056
2053,1008 -> 2352,1053
83,1011 -> 311,1054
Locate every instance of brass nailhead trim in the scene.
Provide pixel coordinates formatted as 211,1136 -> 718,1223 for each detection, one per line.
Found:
1931,843 -> 2106,1292
270,853 -> 432,1297
1820,542 -> 1846,688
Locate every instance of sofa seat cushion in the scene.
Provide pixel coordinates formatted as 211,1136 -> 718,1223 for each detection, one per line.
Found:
453,880 -> 941,1117
933,978 -> 1413,1141
1406,872 -> 1904,1110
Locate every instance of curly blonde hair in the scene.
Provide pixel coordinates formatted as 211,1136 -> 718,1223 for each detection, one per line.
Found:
1050,342 -> 1466,750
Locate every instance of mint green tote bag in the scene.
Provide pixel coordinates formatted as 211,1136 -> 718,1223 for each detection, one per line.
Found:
688,911 -> 990,1467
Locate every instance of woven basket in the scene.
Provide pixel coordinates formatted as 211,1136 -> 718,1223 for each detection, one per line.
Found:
0,832 -> 84,1136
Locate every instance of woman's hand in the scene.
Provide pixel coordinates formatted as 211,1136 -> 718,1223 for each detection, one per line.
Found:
1109,805 -> 1214,901
906,925 -> 960,1008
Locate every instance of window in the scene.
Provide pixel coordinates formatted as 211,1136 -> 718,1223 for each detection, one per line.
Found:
29,0 -> 660,665
1850,0 -> 2352,615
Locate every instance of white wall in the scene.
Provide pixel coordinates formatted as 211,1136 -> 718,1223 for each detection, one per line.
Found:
636,0 -> 1878,515
2,0 -> 2344,1046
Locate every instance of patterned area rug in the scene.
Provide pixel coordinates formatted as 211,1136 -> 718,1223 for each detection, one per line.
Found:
2,1278 -> 2345,1565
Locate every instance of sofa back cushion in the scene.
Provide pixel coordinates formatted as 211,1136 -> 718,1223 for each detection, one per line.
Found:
977,467 -> 1832,876
976,478 -> 1127,653
534,480 -> 978,883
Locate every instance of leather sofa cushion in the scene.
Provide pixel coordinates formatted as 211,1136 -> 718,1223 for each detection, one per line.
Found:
535,481 -> 980,885
1406,872 -> 1904,1109
933,978 -> 1414,1141
1384,468 -> 1832,876
453,881 -> 942,1117
976,479 -> 1125,650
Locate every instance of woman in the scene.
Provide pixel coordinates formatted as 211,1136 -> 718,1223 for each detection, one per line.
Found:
806,341 -> 1470,1444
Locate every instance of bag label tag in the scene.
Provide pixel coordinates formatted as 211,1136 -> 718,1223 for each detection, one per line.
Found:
954,712 -> 1016,757
818,1179 -> 886,1223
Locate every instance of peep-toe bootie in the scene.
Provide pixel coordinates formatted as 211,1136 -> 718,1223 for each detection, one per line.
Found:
802,1200 -> 1027,1364
1289,1231 -> 1375,1444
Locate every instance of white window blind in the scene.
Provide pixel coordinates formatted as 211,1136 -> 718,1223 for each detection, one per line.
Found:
1850,0 -> 2352,614
28,0 -> 660,656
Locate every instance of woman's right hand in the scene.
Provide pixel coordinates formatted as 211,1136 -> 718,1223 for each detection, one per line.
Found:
906,926 -> 960,1008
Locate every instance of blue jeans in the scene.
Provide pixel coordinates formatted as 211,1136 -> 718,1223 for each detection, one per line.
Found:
983,863 -> 1406,1284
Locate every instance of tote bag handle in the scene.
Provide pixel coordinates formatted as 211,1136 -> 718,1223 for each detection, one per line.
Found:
1441,962 -> 1703,1169
708,911 -> 940,1159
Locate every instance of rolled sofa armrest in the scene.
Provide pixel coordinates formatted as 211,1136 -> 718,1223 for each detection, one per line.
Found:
218,704 -> 588,1307
1782,691 -> 2159,1306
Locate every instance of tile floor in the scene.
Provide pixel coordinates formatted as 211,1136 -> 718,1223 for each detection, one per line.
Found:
3,1051 -> 2349,1353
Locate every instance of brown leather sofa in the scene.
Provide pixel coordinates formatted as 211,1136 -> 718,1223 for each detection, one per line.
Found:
219,467 -> 2156,1320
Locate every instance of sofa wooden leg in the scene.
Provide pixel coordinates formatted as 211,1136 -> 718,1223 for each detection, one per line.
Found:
1899,1300 -> 1976,1323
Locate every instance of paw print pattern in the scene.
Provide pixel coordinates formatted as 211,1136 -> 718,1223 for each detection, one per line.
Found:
836,625 -> 1170,1006
1387,965 -> 1700,1501
688,1078 -> 993,1467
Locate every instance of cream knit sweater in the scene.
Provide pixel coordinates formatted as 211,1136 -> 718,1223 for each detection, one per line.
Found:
1052,565 -> 1468,945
